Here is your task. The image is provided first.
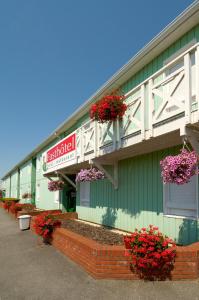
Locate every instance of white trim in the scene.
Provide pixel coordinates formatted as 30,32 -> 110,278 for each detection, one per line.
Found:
164,214 -> 198,221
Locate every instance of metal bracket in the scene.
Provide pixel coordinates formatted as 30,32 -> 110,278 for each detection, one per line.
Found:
183,126 -> 199,154
91,159 -> 118,189
57,171 -> 77,190
45,175 -> 53,181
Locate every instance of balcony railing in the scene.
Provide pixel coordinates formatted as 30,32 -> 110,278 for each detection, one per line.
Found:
67,43 -> 199,167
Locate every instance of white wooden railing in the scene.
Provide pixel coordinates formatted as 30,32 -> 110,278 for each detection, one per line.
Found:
76,43 -> 199,163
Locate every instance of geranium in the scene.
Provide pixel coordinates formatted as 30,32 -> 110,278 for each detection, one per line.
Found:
90,94 -> 127,123
76,168 -> 105,182
10,202 -> 24,216
3,202 -> 9,211
160,149 -> 198,185
124,225 -> 176,280
48,180 -> 65,191
33,212 -> 61,243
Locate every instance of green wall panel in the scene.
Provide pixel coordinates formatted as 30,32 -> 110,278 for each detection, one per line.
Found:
10,171 -> 18,198
77,146 -> 199,245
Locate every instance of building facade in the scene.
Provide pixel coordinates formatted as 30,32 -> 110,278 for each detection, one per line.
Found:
2,2 -> 199,245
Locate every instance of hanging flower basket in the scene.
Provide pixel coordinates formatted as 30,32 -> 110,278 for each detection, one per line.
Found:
22,192 -> 32,199
76,168 -> 105,182
160,148 -> 199,185
48,180 -> 65,191
90,94 -> 127,123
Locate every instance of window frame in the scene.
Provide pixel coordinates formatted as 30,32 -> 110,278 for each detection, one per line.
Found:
163,174 -> 198,220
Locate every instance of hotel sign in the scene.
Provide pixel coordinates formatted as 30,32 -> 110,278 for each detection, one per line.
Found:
42,132 -> 76,174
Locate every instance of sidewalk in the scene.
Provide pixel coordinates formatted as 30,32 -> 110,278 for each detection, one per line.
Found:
0,209 -> 199,300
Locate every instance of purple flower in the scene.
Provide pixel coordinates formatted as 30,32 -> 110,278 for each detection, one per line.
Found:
160,149 -> 198,185
76,168 -> 105,182
48,180 -> 65,191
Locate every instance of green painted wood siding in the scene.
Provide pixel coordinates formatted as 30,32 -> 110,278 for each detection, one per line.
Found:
35,151 -> 60,210
10,171 -> 18,198
76,145 -> 199,245
19,160 -> 32,203
4,177 -> 11,197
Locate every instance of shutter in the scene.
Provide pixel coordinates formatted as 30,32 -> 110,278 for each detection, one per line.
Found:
80,182 -> 90,207
164,175 -> 198,218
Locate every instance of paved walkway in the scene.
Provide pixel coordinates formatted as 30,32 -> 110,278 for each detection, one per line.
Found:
0,210 -> 199,300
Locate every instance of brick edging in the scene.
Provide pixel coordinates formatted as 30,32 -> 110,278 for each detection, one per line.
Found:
52,228 -> 199,280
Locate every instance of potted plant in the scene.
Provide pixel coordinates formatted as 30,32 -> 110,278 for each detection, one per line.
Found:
48,180 -> 65,191
160,148 -> 198,185
90,94 -> 127,123
33,212 -> 61,244
76,168 -> 105,182
124,225 -> 176,280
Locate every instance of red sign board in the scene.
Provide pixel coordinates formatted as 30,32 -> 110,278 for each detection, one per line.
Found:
47,133 -> 76,163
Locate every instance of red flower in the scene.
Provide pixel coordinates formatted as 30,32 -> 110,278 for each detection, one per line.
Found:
89,94 -> 127,123
123,225 -> 176,280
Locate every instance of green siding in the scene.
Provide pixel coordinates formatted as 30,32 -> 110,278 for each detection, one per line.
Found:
31,158 -> 36,204
19,160 -> 32,203
35,152 -> 60,210
10,171 -> 18,198
122,24 -> 199,95
77,146 -> 199,245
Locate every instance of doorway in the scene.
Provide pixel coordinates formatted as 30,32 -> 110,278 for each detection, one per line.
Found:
61,175 -> 76,212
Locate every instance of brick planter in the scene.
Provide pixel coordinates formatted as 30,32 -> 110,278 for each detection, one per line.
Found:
51,227 -> 199,280
17,209 -> 62,218
52,228 -> 135,280
30,212 -> 78,232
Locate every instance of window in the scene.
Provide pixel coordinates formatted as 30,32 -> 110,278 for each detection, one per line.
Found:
80,182 -> 90,207
164,175 -> 198,219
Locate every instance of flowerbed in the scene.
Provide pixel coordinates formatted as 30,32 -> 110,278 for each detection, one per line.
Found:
52,227 -> 199,280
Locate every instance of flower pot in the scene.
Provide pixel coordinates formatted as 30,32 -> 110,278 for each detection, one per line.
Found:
18,215 -> 31,230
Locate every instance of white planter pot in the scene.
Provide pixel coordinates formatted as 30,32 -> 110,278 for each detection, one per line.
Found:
18,215 -> 31,230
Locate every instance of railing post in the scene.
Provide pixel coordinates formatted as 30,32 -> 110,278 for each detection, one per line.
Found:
148,79 -> 153,138
80,126 -> 85,162
113,121 -> 117,151
94,121 -> 98,157
184,52 -> 192,124
141,84 -> 145,140
196,46 -> 199,122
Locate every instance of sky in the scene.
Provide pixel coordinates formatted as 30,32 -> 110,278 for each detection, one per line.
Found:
0,0 -> 195,178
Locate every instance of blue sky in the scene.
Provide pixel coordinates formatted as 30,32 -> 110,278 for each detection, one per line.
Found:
0,0 -> 194,178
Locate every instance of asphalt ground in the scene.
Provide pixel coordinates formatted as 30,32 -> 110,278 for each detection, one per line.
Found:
0,209 -> 199,300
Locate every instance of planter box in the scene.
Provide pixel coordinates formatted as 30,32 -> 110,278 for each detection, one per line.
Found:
18,209 -> 62,218
30,212 -> 77,232
52,227 -> 199,280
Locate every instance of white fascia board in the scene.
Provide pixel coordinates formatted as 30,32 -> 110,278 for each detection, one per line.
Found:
2,1 -> 199,180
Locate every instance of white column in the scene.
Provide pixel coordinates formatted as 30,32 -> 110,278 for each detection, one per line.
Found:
184,52 -> 192,124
